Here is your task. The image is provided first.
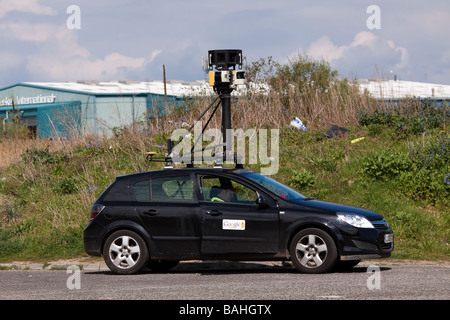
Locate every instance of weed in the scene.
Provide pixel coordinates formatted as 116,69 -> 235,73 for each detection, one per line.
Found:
288,169 -> 315,190
358,99 -> 449,137
360,151 -> 411,181
22,146 -> 66,165
53,177 -> 79,195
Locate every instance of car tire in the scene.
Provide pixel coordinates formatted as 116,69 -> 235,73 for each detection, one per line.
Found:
289,228 -> 337,274
103,230 -> 149,275
148,260 -> 180,272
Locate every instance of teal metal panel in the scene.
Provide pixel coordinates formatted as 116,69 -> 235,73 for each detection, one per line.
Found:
146,94 -> 185,118
1,83 -> 191,137
37,101 -> 82,138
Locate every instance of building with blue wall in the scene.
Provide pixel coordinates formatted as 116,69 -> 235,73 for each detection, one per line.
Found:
0,80 -> 210,138
1,78 -> 448,138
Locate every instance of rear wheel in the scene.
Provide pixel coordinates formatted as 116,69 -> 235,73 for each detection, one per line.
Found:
289,228 -> 337,273
103,230 -> 149,275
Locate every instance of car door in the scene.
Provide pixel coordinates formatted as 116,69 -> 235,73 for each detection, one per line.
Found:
132,173 -> 201,258
198,174 -> 279,255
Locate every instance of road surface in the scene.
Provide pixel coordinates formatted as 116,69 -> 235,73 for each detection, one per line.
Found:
0,260 -> 448,301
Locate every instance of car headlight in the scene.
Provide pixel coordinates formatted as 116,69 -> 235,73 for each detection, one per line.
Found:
337,213 -> 374,229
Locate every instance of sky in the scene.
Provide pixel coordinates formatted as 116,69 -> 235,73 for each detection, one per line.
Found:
0,0 -> 450,88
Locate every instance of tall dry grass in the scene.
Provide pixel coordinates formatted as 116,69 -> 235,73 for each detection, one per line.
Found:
0,138 -> 61,168
145,81 -> 373,138
0,84 -> 372,168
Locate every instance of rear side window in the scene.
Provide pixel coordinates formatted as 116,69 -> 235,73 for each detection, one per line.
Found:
132,180 -> 150,201
103,180 -> 131,201
132,175 -> 194,202
152,176 -> 194,201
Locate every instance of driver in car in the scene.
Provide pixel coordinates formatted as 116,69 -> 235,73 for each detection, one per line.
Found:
210,186 -> 235,202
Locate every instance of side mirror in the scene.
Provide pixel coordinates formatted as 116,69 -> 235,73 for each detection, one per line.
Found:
256,194 -> 271,209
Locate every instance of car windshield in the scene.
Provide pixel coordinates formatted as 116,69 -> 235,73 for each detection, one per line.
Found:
237,171 -> 308,201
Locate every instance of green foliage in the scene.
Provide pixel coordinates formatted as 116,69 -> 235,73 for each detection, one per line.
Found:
271,54 -> 338,95
288,169 -> 316,190
400,136 -> 450,205
360,151 -> 411,181
358,136 -> 449,205
409,136 -> 450,169
399,168 -> 449,205
0,198 -> 25,224
0,228 -> 23,256
22,146 -> 66,164
310,157 -> 337,173
53,177 -> 79,195
358,99 -> 449,136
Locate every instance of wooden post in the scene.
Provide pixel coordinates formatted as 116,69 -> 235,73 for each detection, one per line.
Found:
163,64 -> 167,100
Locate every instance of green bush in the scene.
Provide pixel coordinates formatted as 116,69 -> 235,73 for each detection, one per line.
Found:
410,136 -> 450,169
399,168 -> 449,205
288,169 -> 315,190
53,177 -> 79,195
358,99 -> 449,136
22,146 -> 66,164
401,136 -> 450,204
360,151 -> 411,181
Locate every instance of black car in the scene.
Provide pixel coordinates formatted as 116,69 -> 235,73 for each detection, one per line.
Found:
83,167 -> 393,274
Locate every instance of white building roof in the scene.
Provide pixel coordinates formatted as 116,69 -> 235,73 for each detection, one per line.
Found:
20,79 -> 450,100
358,79 -> 450,99
23,80 -> 213,97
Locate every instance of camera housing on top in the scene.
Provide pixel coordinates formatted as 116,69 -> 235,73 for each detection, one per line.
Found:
208,49 -> 245,89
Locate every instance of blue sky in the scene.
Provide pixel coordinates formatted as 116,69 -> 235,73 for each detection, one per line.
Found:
1,0 -> 450,87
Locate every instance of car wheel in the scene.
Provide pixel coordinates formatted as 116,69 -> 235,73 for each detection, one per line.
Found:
289,228 -> 337,274
103,230 -> 149,275
148,260 -> 180,272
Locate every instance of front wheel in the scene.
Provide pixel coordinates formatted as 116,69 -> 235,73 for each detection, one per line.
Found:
289,228 -> 337,274
103,230 -> 149,275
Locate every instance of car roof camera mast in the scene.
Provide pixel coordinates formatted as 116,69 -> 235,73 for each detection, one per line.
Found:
148,49 -> 245,170
208,49 -> 243,164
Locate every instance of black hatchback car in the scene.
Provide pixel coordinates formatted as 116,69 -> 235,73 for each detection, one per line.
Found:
83,167 -> 393,274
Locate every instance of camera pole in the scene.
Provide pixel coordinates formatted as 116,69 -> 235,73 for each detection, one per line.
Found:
208,49 -> 243,162
219,85 -> 232,155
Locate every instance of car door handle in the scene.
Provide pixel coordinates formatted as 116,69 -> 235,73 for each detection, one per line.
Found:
206,210 -> 222,216
143,209 -> 159,216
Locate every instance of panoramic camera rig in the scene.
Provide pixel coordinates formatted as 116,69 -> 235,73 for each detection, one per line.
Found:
147,49 -> 246,168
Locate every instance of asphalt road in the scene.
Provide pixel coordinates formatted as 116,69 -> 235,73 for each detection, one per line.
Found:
0,261 -> 448,302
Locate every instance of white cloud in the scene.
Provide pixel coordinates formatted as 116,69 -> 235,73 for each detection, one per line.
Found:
25,27 -> 153,80
0,0 -> 56,18
304,31 -> 409,78
27,51 -> 147,81
0,22 -> 56,42
0,20 -> 158,81
305,35 -> 345,62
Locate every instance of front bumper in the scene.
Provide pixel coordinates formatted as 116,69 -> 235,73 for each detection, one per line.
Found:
335,220 -> 394,261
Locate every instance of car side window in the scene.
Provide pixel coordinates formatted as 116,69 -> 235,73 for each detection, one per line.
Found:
200,175 -> 257,204
151,175 -> 194,202
132,180 -> 150,201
